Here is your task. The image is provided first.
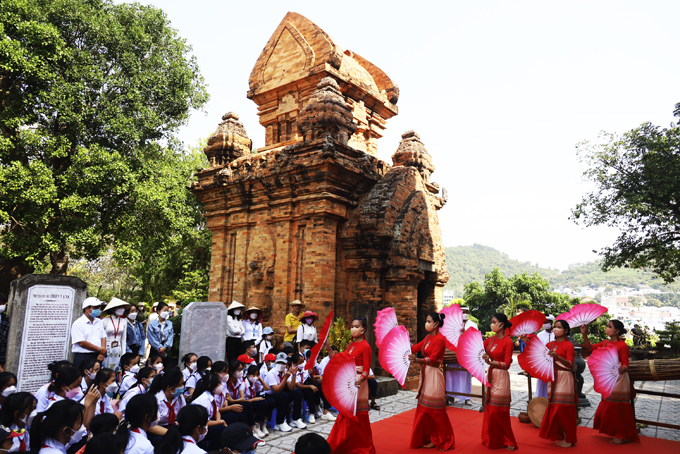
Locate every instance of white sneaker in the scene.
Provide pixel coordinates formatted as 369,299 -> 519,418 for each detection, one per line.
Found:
321,412 -> 336,421
290,418 -> 307,429
275,421 -> 292,432
308,414 -> 315,424
253,426 -> 265,438
260,423 -> 269,436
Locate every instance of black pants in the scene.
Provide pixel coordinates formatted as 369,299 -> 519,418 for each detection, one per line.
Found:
221,401 -> 254,426
282,387 -> 303,421
249,398 -> 273,424
313,382 -> 331,409
368,378 -> 377,399
226,337 -> 242,363
73,352 -> 97,370
267,391 -> 294,424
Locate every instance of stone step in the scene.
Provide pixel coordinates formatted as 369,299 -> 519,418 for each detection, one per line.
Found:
375,375 -> 399,398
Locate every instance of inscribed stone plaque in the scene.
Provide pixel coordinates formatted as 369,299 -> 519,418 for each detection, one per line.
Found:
179,302 -> 228,366
6,275 -> 87,393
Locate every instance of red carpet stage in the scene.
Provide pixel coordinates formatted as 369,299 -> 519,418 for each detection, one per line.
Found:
371,406 -> 678,453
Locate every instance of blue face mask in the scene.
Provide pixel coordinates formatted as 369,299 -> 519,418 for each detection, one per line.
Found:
91,308 -> 101,317
172,387 -> 185,397
106,391 -> 115,399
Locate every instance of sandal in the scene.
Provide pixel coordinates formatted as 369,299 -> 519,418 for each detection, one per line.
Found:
370,402 -> 380,411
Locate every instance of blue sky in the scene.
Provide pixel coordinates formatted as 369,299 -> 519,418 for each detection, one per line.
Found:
125,0 -> 680,270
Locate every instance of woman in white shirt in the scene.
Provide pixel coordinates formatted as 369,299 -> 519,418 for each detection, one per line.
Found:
242,306 -> 263,350
181,353 -> 199,397
118,393 -> 157,454
32,399 -> 86,454
36,367 -> 82,412
101,298 -> 130,374
226,301 -> 245,363
296,311 -> 318,347
155,405 -> 209,454
73,358 -> 101,403
0,391 -> 36,452
117,366 -> 156,418
189,374 -> 227,450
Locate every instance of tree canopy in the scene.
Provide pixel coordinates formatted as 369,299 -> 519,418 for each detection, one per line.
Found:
0,0 -> 209,275
571,103 -> 680,283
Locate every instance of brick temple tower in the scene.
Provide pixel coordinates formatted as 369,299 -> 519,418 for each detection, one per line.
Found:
191,12 -> 448,388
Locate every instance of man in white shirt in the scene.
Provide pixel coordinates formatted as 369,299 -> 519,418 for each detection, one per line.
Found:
71,297 -> 107,369
445,306 -> 478,405
535,314 -> 555,398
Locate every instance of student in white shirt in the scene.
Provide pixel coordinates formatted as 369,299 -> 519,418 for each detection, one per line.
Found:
224,360 -> 262,437
242,306 -> 263,349
264,352 -> 305,432
149,368 -> 186,433
186,356 -> 212,400
117,393 -> 157,454
226,301 -> 245,363
0,391 -> 36,452
92,368 -> 117,417
181,353 -> 199,397
156,405 -> 209,454
118,352 -> 140,397
259,328 -> 275,363
189,374 -> 227,450
117,366 -> 156,418
73,358 -> 101,403
70,297 -> 107,370
208,361 -> 250,429
259,353 -> 276,379
244,364 -> 273,437
36,367 -> 82,412
32,399 -> 87,454
296,311 -> 318,348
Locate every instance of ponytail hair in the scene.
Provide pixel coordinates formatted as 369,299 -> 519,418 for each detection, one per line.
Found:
196,356 -> 212,375
29,399 -> 84,454
47,360 -> 72,382
79,358 -> 101,375
211,361 -> 228,375
133,367 -> 155,388
428,312 -> 446,327
115,393 -> 157,445
0,392 -> 35,427
191,372 -> 220,402
492,313 -> 513,331
156,405 -> 208,454
611,320 -> 627,337
48,367 -> 82,393
149,368 -> 183,395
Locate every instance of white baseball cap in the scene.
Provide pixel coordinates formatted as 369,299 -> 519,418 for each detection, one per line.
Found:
82,297 -> 103,309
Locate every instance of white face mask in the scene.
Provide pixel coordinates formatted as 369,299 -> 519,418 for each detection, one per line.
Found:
276,363 -> 286,373
153,363 -> 164,372
306,318 -> 313,325
219,373 -> 228,383
67,424 -> 85,444
248,376 -> 258,384
1,385 -> 16,397
197,426 -> 207,443
115,308 -> 125,317
233,309 -> 241,316
543,323 -> 552,330
0,305 -> 6,314
214,385 -> 223,396
250,313 -> 258,320
130,365 -> 140,374
88,371 -> 97,380
26,410 -> 37,427
462,314 -> 469,321
188,362 -> 197,372
159,311 -> 170,320
105,383 -> 118,395
266,335 -> 273,341
128,312 -> 138,321
235,371 -> 243,379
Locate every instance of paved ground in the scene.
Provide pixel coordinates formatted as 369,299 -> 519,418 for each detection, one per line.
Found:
255,354 -> 679,453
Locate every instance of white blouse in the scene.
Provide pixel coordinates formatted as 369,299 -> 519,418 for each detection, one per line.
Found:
125,428 -> 154,454
226,315 -> 244,338
181,436 -> 206,454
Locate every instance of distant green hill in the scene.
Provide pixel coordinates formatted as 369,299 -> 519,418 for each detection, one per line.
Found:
444,244 -> 680,296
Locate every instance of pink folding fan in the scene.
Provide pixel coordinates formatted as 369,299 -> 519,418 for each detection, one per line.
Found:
378,325 -> 411,388
374,307 -> 398,348
440,304 -> 465,351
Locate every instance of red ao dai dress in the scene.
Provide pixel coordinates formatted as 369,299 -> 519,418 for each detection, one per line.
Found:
481,334 -> 518,450
410,332 -> 455,450
327,339 -> 376,454
538,340 -> 578,444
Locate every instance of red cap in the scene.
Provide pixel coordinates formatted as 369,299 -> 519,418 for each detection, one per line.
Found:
237,354 -> 255,364
264,353 -> 276,362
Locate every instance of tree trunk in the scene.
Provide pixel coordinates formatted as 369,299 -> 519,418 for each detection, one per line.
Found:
50,251 -> 69,275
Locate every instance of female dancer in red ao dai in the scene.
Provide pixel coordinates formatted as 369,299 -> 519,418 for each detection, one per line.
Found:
580,320 -> 639,444
326,316 -> 376,454
482,313 -> 518,451
408,312 -> 455,450
538,319 -> 578,448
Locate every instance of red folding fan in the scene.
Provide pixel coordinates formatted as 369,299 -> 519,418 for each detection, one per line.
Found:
374,307 -> 398,349
556,303 -> 608,328
378,325 -> 411,388
588,343 -> 620,399
509,310 -> 546,337
455,328 -> 490,387
517,336 -> 554,382
440,304 -> 465,351
323,352 -> 359,419
305,310 -> 333,371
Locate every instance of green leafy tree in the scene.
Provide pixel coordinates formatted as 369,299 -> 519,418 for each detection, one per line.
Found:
571,103 -> 680,283
0,0 -> 208,274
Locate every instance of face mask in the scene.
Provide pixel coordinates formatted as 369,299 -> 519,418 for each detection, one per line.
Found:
130,365 -> 140,374
214,385 -> 223,396
248,376 -> 258,384
88,371 -> 97,380
115,308 -> 125,317
204,367 -> 211,372
172,387 -> 185,398
250,313 -> 258,320
188,362 -> 197,372
154,363 -> 164,372
128,312 -> 138,321
543,323 -> 552,330
67,424 -> 85,444
219,373 -> 228,383
235,371 -> 243,379
276,364 -> 286,373
234,309 -> 241,316
266,335 -> 273,341
159,311 -> 170,320
248,350 -> 256,357
1,385 -> 16,397
303,348 -> 310,355
462,314 -> 469,321
105,383 -> 118,398
65,387 -> 81,399
306,318 -> 313,324
91,309 -> 101,318
0,305 -> 6,314
350,327 -> 364,338
26,410 -> 37,427
197,426 -> 207,443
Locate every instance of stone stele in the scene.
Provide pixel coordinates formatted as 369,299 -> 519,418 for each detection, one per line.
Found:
6,274 -> 87,393
178,302 -> 229,366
